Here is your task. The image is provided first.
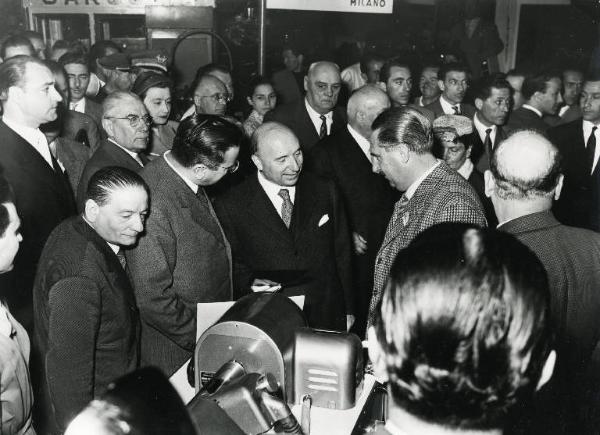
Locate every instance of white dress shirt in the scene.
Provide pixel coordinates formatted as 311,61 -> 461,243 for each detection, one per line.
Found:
305,98 -> 333,135
108,138 -> 144,167
522,104 -> 543,118
473,112 -> 497,147
347,124 -> 371,162
257,171 -> 296,219
405,160 -> 441,200
439,95 -> 462,115
583,120 -> 600,173
163,151 -> 198,194
457,158 -> 475,180
3,116 -> 56,169
69,98 -> 86,113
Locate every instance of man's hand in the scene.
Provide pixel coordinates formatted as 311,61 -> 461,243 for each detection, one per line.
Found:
346,314 -> 356,332
353,232 -> 367,255
251,278 -> 282,293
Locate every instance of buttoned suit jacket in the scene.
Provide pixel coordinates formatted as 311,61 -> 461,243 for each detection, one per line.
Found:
263,100 -> 347,151
547,119 -> 599,230
213,172 -> 354,331
0,121 -> 76,330
499,211 -> 600,434
77,139 -> 144,210
33,216 -> 140,432
470,122 -> 509,173
271,68 -> 303,106
62,109 -> 101,153
308,127 -> 395,332
506,106 -> 550,133
55,136 -> 91,194
127,157 -> 232,376
368,162 -> 487,326
425,97 -> 476,119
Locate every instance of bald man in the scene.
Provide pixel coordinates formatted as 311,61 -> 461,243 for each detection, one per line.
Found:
214,122 -> 354,331
264,61 -> 347,151
485,130 -> 600,435
308,85 -> 395,336
191,75 -> 230,117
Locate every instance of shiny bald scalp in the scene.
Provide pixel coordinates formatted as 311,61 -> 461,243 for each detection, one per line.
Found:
250,121 -> 298,155
490,130 -> 562,200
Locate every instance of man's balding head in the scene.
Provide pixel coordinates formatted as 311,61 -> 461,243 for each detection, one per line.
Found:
251,122 -> 303,187
347,84 -> 390,138
193,75 -> 229,116
485,131 -> 562,213
304,61 -> 342,115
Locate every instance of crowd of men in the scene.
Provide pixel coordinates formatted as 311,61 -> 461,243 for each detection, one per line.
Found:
1,28 -> 600,435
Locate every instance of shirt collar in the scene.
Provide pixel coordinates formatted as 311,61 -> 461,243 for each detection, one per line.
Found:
257,170 -> 296,203
347,124 -> 371,162
522,104 -> 542,118
106,242 -> 120,254
305,98 -> 333,129
70,98 -> 86,112
457,158 -> 474,180
583,119 -> 600,132
440,95 -> 460,114
3,115 -> 52,164
163,151 -> 198,194
473,112 -> 497,141
108,138 -> 142,163
405,160 -> 441,200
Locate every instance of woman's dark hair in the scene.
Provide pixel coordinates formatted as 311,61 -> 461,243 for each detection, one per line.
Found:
131,71 -> 172,101
246,75 -> 273,99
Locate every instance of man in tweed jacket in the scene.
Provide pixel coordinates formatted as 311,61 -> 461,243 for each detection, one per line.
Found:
367,107 -> 487,327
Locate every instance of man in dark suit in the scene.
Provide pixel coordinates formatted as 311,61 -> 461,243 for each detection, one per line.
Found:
469,74 -> 511,172
486,130 -> 600,434
264,61 -> 346,151
367,224 -> 555,435
548,77 -> 600,231
59,52 -> 104,127
506,72 -> 563,133
425,62 -> 476,119
33,167 -> 146,432
367,107 -> 487,327
379,58 -> 435,123
77,91 -> 150,208
127,114 -> 241,377
0,56 -> 76,330
214,122 -> 355,332
271,45 -> 305,106
308,85 -> 393,336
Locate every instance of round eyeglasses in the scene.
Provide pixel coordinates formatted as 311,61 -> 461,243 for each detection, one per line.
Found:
105,114 -> 152,128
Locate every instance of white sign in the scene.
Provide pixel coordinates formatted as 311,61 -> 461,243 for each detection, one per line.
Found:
266,0 -> 392,14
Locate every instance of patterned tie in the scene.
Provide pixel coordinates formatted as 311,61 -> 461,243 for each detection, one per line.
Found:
452,105 -> 460,115
116,249 -> 127,270
278,188 -> 293,228
319,115 -> 327,139
587,126 -> 597,175
484,128 -> 493,157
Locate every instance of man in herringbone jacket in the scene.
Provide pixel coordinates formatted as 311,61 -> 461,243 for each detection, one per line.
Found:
367,107 -> 487,328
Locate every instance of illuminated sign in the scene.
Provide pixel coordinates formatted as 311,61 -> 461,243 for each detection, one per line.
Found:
23,0 -> 214,7
266,0 -> 392,14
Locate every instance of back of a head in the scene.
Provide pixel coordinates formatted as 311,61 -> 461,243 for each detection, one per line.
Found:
171,113 -> 242,168
521,72 -> 559,101
372,223 -> 552,431
371,106 -> 433,154
490,130 -> 562,202
1,35 -> 34,60
347,84 -> 389,126
89,40 -> 122,72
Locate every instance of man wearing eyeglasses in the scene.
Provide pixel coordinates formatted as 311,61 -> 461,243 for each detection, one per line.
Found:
77,91 -> 150,209
191,75 -> 230,117
127,114 -> 243,377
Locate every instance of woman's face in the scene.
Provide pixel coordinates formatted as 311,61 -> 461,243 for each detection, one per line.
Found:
247,84 -> 277,116
143,87 -> 172,125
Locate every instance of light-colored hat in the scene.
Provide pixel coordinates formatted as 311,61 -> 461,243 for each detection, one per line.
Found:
432,114 -> 473,137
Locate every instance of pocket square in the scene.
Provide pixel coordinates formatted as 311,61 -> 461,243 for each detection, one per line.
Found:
318,214 -> 330,227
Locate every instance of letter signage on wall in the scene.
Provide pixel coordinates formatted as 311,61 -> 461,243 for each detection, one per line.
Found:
266,0 -> 392,14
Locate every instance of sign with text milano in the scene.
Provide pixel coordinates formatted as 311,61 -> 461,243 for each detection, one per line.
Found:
266,0 -> 392,14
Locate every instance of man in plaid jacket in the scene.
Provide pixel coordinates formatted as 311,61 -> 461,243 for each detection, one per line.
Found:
367,107 -> 487,327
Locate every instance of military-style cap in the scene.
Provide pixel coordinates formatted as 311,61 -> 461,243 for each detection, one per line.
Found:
98,53 -> 131,72
432,114 -> 473,137
131,51 -> 169,73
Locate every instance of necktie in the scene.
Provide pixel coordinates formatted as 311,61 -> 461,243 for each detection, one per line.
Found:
452,105 -> 460,115
319,115 -> 327,139
116,249 -> 127,270
278,188 -> 293,228
484,128 -> 493,157
587,126 -> 597,175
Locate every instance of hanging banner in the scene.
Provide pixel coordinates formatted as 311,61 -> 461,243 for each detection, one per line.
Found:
266,0 -> 392,14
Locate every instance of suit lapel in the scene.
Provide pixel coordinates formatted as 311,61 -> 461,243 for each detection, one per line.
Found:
297,103 -> 319,147
290,175 -> 317,243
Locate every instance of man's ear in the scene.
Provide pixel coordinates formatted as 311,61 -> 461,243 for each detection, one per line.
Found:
84,199 -> 99,223
397,143 -> 411,164
246,96 -> 253,107
536,350 -> 556,391
484,169 -> 495,198
102,118 -> 114,138
251,154 -> 263,171
438,79 -> 445,93
304,76 -> 309,93
475,97 -> 483,111
297,54 -> 304,67
367,327 -> 389,383
554,174 -> 564,201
